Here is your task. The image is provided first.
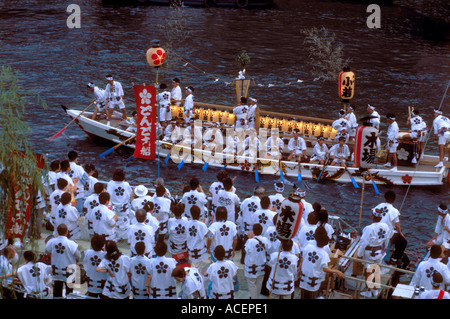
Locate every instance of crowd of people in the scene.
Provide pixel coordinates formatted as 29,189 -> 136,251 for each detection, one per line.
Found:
0,148 -> 448,300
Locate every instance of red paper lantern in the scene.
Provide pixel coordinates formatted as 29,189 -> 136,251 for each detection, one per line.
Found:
146,39 -> 166,68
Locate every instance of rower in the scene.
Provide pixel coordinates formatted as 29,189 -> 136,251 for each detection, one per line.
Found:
104,75 -> 127,125
329,136 -> 350,167
383,113 -> 399,171
163,119 -> 182,144
432,109 -> 450,168
287,128 -> 307,162
87,82 -> 107,121
402,108 -> 427,162
309,137 -> 329,165
265,131 -> 284,160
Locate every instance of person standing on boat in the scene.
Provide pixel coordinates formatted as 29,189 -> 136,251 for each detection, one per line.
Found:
309,137 -> 329,165
432,109 -> 450,168
157,83 -> 172,130
358,207 -> 391,298
233,97 -> 249,130
247,97 -> 258,130
171,78 -> 182,106
366,104 -> 380,129
383,113 -> 399,171
287,128 -> 307,162
88,82 -> 108,121
374,191 -> 407,267
329,136 -> 350,167
426,203 -> 450,252
332,110 -> 351,143
402,109 -> 427,162
183,86 -> 195,124
104,75 -> 127,126
345,105 -> 358,142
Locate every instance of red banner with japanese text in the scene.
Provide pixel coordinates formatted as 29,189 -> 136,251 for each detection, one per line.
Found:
133,84 -> 157,160
5,152 -> 46,240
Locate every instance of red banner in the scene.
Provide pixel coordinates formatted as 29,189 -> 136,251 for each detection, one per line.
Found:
133,85 -> 157,160
5,152 -> 45,240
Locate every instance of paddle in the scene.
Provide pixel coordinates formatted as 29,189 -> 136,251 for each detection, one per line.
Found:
48,102 -> 95,140
317,154 -> 329,182
368,171 -> 380,195
298,163 -> 302,181
99,135 -> 135,159
345,166 -> 359,188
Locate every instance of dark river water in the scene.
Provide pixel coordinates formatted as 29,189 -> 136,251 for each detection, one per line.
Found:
0,0 -> 449,261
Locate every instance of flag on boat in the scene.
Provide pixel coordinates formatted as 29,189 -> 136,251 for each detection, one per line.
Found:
133,84 -> 157,160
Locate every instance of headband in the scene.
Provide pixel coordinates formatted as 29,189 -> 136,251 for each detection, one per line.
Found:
368,104 -> 375,110
87,82 -> 95,88
106,76 -> 113,81
438,206 -> 448,214
186,87 -> 192,93
294,188 -> 306,197
434,109 -> 442,114
274,182 -> 284,193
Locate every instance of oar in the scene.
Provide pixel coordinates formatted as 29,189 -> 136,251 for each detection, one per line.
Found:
345,166 -> 359,188
48,102 -> 95,140
368,171 -> 380,195
99,135 -> 135,159
298,163 -> 302,181
317,154 -> 329,182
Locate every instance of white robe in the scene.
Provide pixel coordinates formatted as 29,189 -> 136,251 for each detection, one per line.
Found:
98,254 -> 131,299
147,256 -> 177,299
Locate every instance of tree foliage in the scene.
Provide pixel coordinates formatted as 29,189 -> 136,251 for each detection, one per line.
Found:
0,65 -> 47,245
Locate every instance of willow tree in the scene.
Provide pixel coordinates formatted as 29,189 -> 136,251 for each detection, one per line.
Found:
0,65 -> 47,247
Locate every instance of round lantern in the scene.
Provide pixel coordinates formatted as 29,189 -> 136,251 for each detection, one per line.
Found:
339,67 -> 355,101
276,194 -> 304,241
146,39 -> 166,68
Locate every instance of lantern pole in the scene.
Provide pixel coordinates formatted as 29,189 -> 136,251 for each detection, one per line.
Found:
146,39 -> 166,179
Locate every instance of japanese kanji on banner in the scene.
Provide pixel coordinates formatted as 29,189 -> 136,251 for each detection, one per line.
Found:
276,195 -> 303,240
354,126 -> 378,168
339,70 -> 355,100
133,84 -> 157,160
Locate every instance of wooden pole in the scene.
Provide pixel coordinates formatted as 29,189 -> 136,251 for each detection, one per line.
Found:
358,174 -> 366,231
268,245 -> 282,299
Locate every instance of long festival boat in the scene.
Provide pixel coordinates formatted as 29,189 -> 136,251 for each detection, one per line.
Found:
61,99 -> 449,187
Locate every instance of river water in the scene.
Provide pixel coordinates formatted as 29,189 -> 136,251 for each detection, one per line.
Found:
0,0 -> 449,261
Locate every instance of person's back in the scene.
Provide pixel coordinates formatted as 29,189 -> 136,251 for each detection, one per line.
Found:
17,251 -> 51,298
167,203 -> 189,254
411,245 -> 450,290
53,192 -> 81,240
186,206 -> 208,266
147,241 -> 177,299
128,209 -> 156,257
205,245 -> 238,299
130,242 -> 150,299
83,234 -> 107,297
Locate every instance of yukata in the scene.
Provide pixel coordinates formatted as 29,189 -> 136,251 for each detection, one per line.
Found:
104,81 -> 125,110
49,189 -> 65,223
83,249 -> 107,296
92,204 -> 116,241
98,254 -> 131,299
45,236 -> 80,283
84,193 -> 100,235
147,255 -> 178,299
184,94 -> 194,123
409,115 -> 427,141
52,203 -> 81,240
17,261 -> 52,298
107,180 -> 133,240
127,222 -> 156,257
267,250 -> 299,298
208,221 -> 237,260
288,137 -> 307,157
152,195 -> 171,237
263,225 -> 279,255
167,217 -> 189,254
130,254 -> 151,299
238,195 -> 261,234
186,219 -> 208,266
179,267 -> 206,299
294,223 -> 318,254
410,257 -> 450,291
244,235 -> 270,299
329,143 -> 351,164
216,190 -> 240,224
332,117 -> 351,142
181,189 -> 208,220
299,243 -> 329,295
310,142 -> 328,163
130,195 -> 153,213
357,222 -> 391,265
252,208 -> 276,235
269,193 -> 285,214
387,120 -> 399,153
157,90 -> 172,122
233,104 -> 249,130
206,259 -> 238,299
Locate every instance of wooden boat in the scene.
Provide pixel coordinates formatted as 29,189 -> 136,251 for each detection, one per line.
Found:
61,101 -> 449,186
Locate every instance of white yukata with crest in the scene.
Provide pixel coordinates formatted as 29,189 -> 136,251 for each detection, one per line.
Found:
269,193 -> 285,214
83,248 -> 107,295
45,235 -> 80,282
147,255 -> 178,299
130,254 -> 151,299
107,180 -> 133,240
266,250 -> 299,296
167,217 -> 189,254
239,195 -> 261,234
186,219 -> 208,264
179,267 -> 206,299
244,235 -> 270,278
92,204 -> 116,241
52,203 -> 81,240
152,195 -> 172,236
181,189 -> 208,220
357,221 -> 391,264
206,259 -> 238,299
217,189 -> 240,224
208,221 -> 237,260
252,208 -> 277,235
17,261 -> 52,298
84,193 -> 100,236
299,243 -> 329,293
127,222 -> 156,257
98,254 -> 131,299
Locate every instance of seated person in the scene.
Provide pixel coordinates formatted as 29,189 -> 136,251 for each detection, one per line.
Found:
287,128 -> 307,162
329,136 -> 350,167
309,137 -> 329,165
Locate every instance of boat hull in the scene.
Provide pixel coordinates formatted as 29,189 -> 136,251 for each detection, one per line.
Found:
66,108 -> 448,186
